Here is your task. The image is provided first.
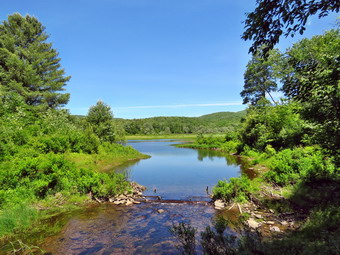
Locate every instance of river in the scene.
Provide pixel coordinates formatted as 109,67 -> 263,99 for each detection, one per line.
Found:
39,140 -> 246,254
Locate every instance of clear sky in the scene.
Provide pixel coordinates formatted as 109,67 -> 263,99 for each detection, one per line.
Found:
1,0 -> 338,118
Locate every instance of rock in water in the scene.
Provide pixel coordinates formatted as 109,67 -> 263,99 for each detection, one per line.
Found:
247,218 -> 260,229
214,200 -> 225,210
125,200 -> 133,206
270,226 -> 281,232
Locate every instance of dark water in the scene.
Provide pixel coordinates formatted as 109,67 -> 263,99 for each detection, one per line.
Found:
38,140 -> 245,254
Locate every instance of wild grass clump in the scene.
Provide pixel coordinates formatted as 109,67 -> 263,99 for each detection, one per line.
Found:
0,203 -> 38,238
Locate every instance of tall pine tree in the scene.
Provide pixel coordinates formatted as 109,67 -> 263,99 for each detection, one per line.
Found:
0,13 -> 70,110
241,48 -> 282,105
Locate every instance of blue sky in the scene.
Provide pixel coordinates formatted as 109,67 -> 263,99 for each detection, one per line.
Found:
1,1 -> 338,118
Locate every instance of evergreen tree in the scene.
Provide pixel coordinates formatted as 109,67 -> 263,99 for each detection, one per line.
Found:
241,48 -> 282,105
0,13 -> 70,109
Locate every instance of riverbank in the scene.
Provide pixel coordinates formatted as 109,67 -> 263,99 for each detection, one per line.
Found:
0,143 -> 150,253
177,139 -> 340,253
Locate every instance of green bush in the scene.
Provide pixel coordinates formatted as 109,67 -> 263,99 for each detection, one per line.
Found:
213,176 -> 259,203
264,147 -> 336,186
220,141 -> 241,154
0,153 -> 131,206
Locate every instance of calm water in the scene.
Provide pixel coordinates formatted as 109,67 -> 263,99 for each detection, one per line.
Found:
34,140 -> 245,254
122,140 -> 243,200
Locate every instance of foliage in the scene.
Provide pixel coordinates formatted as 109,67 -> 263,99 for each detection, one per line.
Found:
265,147 -> 337,186
119,111 -> 246,135
200,217 -> 238,255
0,153 -> 131,203
213,176 -> 259,203
0,99 -> 141,240
241,47 -> 282,105
239,99 -> 306,151
282,29 -> 340,158
86,100 -> 114,125
86,100 -> 116,143
242,0 -> 339,53
0,13 -> 70,109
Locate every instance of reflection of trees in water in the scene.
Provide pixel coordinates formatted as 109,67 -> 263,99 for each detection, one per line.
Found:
196,149 -> 239,166
196,149 -> 254,178
113,161 -> 140,179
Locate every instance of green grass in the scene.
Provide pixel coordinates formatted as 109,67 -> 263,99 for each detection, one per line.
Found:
65,143 -> 150,172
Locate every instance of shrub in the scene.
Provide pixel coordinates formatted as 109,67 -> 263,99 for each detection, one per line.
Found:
0,153 -> 131,205
264,147 -> 336,186
220,141 -> 241,154
213,176 -> 259,203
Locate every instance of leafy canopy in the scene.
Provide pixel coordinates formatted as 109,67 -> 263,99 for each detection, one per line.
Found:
242,0 -> 340,53
86,101 -> 116,143
0,13 -> 70,110
282,29 -> 340,156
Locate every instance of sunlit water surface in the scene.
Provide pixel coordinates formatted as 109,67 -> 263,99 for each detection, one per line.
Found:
37,140 -> 246,254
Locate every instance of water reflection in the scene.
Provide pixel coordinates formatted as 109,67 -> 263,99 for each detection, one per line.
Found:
124,140 -> 244,200
196,149 -> 238,165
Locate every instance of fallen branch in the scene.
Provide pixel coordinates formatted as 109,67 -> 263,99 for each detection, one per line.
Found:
237,203 -> 243,214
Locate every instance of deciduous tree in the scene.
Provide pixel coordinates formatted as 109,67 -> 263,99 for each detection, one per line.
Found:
242,0 -> 339,54
282,29 -> 340,156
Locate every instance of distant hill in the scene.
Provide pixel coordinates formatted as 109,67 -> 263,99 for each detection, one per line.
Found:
73,110 -> 246,134
198,110 -> 246,128
113,110 -> 246,135
199,110 -> 246,120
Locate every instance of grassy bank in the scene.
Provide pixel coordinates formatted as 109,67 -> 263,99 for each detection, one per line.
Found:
66,143 -> 150,172
179,134 -> 339,254
0,142 -> 149,250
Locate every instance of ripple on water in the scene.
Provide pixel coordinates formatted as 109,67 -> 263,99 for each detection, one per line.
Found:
41,203 -> 219,255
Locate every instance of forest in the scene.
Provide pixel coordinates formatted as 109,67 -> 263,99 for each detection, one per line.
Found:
112,111 -> 246,135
